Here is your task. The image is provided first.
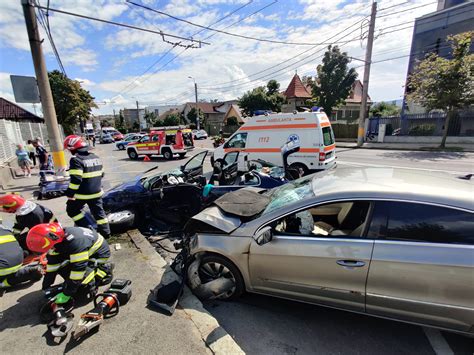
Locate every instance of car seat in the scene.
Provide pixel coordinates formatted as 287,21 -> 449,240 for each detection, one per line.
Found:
313,202 -> 354,235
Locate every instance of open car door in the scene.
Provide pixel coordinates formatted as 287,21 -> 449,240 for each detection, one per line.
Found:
181,151 -> 208,178
221,151 -> 240,185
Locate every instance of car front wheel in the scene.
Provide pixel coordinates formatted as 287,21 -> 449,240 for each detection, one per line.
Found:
128,149 -> 138,160
197,254 -> 244,300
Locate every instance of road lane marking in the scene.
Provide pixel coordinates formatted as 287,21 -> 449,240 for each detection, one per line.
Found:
423,328 -> 454,355
338,161 -> 472,175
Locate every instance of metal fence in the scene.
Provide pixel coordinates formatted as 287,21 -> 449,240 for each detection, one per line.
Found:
0,120 -> 64,164
368,111 -> 474,137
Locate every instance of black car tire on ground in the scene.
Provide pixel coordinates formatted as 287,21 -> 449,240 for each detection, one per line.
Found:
197,254 -> 245,301
163,149 -> 173,160
107,210 -> 136,233
128,149 -> 138,160
289,162 -> 308,176
178,153 -> 186,159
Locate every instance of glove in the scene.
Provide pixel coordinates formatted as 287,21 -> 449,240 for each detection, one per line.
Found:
54,292 -> 71,304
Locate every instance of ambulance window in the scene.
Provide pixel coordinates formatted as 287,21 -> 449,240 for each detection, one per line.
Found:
225,133 -> 247,149
322,127 -> 335,146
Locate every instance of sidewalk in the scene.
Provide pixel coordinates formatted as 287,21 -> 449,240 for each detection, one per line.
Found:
336,141 -> 474,152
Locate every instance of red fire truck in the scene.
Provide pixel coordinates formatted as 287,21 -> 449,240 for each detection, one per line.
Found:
126,127 -> 194,160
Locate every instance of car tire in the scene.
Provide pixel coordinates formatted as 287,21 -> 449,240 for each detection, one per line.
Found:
107,210 -> 135,233
197,254 -> 244,300
289,163 -> 309,176
128,149 -> 138,160
178,153 -> 186,159
163,149 -> 173,160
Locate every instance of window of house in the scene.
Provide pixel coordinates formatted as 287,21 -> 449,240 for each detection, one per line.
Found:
369,202 -> 474,245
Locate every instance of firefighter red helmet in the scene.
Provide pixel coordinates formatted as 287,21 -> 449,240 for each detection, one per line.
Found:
64,135 -> 88,151
27,223 -> 65,253
0,194 -> 26,213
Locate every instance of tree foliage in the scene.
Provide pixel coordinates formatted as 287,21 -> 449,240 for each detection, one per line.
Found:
163,113 -> 180,126
187,107 -> 204,126
370,102 -> 401,117
115,110 -> 127,132
407,31 -> 474,147
48,70 -> 97,134
311,45 -> 358,117
238,80 -> 285,116
144,111 -> 158,127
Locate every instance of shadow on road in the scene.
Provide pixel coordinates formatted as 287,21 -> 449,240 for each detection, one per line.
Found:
0,288 -> 44,332
204,293 -> 442,355
379,150 -> 468,161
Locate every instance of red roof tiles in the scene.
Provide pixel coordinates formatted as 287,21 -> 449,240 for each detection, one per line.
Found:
284,74 -> 312,99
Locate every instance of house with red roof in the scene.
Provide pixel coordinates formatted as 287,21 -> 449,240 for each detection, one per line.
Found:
281,74 -> 312,112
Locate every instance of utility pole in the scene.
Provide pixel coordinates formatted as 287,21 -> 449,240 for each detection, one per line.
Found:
194,82 -> 200,131
22,0 -> 67,175
357,1 -> 377,147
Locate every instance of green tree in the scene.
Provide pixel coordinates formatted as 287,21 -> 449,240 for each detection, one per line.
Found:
48,70 -> 97,134
370,102 -> 401,117
163,113 -> 180,126
311,45 -> 358,117
187,107 -> 204,126
115,111 -> 126,132
239,80 -> 285,116
407,31 -> 474,148
144,111 -> 158,126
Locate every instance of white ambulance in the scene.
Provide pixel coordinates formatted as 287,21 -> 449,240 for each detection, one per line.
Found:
212,110 -> 336,173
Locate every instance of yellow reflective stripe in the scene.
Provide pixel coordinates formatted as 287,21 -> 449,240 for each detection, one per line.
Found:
88,235 -> 104,256
69,169 -> 83,176
0,263 -> 22,276
81,271 -> 96,284
46,263 -> 61,272
95,258 -> 109,264
74,191 -> 104,200
70,251 -> 89,263
96,218 -> 108,225
0,235 -> 16,244
68,183 -> 80,190
1,278 -> 11,287
96,269 -> 107,278
82,170 -> 103,178
70,270 -> 86,280
3,202 -> 17,208
72,212 -> 85,221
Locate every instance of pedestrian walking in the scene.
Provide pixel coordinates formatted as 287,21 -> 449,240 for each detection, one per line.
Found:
15,144 -> 32,177
32,139 -> 49,178
63,135 -> 111,238
26,140 -> 37,166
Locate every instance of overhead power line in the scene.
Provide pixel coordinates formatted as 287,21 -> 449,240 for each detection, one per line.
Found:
127,0 -> 369,47
378,1 -> 438,18
33,3 -> 210,47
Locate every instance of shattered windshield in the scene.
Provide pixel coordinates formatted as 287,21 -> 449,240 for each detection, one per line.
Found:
141,169 -> 183,190
262,174 -> 315,215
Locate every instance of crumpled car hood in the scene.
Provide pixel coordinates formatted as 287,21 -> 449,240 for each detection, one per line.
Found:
190,206 -> 241,234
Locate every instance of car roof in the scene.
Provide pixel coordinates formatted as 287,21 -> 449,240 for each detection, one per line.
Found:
310,167 -> 473,211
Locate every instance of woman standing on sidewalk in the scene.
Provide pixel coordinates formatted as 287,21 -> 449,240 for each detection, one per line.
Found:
26,140 -> 37,167
15,144 -> 32,177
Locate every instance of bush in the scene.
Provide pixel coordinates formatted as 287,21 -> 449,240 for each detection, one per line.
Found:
408,124 -> 436,136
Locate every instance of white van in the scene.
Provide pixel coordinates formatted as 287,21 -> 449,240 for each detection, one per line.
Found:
212,111 -> 336,173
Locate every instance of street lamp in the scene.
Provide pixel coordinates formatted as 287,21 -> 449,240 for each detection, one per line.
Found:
188,76 -> 200,130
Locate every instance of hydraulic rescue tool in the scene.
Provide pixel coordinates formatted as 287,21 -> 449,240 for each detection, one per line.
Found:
72,279 -> 132,340
40,285 -> 75,338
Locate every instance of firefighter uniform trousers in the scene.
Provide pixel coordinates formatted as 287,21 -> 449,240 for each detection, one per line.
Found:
43,227 -> 112,295
0,228 -> 39,288
65,149 -> 110,237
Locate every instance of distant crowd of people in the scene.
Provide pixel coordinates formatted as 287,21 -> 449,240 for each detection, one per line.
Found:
15,138 -> 51,178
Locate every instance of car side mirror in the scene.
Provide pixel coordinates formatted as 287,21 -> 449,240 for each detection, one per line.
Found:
253,226 -> 273,246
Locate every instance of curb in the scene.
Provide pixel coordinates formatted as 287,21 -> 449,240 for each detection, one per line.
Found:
127,230 -> 244,355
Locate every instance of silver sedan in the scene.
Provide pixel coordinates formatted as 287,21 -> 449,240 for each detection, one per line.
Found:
185,167 -> 474,336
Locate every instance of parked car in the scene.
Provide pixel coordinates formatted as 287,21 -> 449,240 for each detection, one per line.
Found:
116,134 -> 144,150
111,131 -> 124,141
100,133 -> 114,144
103,142 -> 301,233
183,167 -> 474,335
192,129 -> 208,140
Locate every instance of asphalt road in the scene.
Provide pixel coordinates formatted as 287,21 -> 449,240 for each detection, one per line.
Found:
4,140 -> 471,354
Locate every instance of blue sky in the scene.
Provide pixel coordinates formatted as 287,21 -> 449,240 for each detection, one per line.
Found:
0,0 -> 438,115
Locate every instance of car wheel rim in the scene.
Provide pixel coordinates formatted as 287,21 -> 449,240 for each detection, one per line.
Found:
199,261 -> 236,299
108,211 -> 133,223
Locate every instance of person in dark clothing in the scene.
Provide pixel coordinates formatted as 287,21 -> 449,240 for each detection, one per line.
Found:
26,223 -> 113,304
33,139 -> 49,178
0,226 -> 42,290
27,139 -> 37,166
63,135 -> 111,238
0,194 -> 57,251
